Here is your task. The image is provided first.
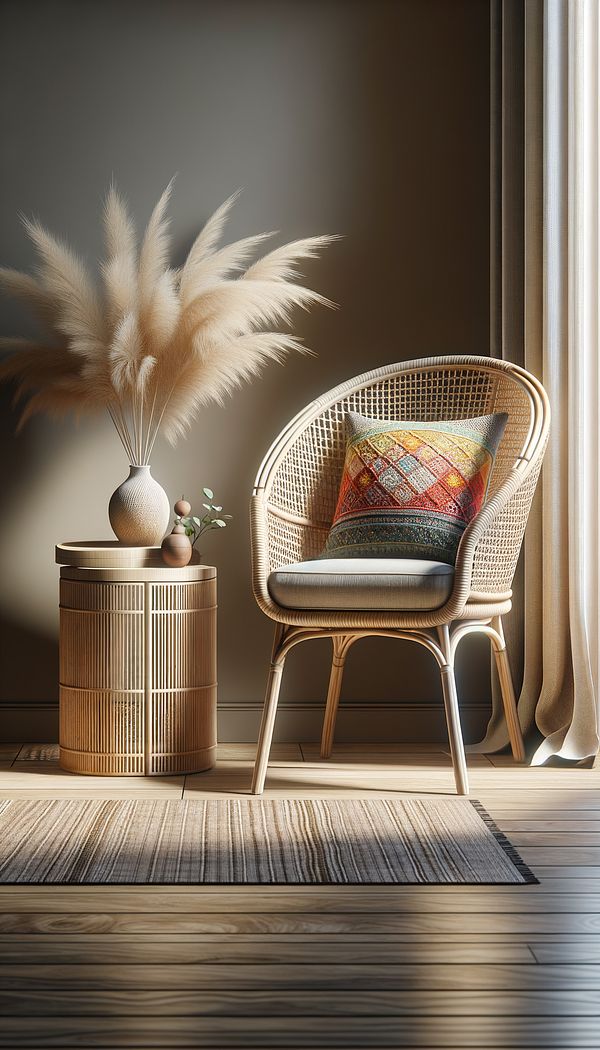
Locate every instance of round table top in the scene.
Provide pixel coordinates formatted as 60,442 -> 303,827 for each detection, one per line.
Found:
56,541 -> 216,581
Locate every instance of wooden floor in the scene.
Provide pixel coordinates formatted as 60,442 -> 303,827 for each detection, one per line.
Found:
0,741 -> 599,1048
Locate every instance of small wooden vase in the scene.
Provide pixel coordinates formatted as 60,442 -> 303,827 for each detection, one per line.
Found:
161,523 -> 193,568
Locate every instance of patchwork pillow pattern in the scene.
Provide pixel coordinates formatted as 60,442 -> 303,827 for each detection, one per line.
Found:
321,411 -> 508,565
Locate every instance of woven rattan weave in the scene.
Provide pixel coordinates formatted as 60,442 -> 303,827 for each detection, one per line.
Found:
250,356 -> 550,795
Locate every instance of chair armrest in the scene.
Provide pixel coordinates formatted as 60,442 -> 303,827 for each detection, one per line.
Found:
250,491 -> 309,621
452,457 -> 542,606
250,490 -> 331,621
250,491 -> 273,617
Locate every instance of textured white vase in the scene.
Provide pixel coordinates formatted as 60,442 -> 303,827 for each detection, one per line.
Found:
109,465 -> 171,546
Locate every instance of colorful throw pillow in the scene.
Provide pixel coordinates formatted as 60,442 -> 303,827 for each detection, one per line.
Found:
320,411 -> 508,565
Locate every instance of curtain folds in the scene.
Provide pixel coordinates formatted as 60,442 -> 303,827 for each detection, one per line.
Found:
477,0 -> 599,762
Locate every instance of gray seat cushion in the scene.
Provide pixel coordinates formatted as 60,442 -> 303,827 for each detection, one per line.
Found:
268,558 -> 454,612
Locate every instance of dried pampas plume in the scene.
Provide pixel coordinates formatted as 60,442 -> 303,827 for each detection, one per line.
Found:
0,182 -> 337,464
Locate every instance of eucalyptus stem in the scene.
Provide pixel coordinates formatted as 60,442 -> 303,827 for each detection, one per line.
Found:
191,527 -> 209,548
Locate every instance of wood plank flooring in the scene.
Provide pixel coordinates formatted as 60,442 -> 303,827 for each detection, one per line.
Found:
0,742 -> 598,1048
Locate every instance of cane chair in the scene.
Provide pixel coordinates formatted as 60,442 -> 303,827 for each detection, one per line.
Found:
250,356 -> 549,795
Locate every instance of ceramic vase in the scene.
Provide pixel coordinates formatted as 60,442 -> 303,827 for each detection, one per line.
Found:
109,465 -> 170,546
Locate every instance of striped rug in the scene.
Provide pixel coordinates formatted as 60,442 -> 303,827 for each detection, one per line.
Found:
0,798 -> 536,884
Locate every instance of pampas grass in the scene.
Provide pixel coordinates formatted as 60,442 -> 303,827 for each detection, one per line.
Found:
0,182 -> 336,464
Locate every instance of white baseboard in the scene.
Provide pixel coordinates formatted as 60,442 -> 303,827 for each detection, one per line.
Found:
0,700 -> 490,744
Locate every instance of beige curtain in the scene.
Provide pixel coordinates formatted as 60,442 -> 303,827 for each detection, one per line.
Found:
476,0 -> 599,761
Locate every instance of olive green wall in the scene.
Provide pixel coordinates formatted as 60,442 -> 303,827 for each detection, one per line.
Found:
0,0 -> 491,742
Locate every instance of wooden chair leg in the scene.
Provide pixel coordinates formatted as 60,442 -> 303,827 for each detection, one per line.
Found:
320,635 -> 355,759
251,625 -> 287,795
491,616 -> 526,762
437,625 -> 469,795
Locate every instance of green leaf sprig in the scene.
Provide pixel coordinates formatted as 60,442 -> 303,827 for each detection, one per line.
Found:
177,488 -> 233,548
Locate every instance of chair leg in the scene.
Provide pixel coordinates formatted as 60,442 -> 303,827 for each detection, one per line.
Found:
437,625 -> 469,795
251,625 -> 287,795
491,616 -> 526,762
320,634 -> 354,759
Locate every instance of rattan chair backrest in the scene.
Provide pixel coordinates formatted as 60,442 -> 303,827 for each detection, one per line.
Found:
253,356 -> 549,596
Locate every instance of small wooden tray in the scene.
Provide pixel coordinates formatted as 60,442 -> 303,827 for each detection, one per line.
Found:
56,541 -> 201,570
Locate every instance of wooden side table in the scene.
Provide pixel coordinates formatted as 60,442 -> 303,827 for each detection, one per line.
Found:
55,543 -> 217,776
